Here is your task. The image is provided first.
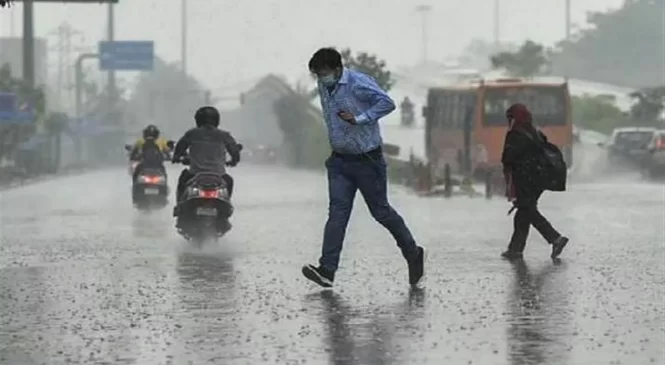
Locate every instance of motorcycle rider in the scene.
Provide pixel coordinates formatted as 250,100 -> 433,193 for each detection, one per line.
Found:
172,106 -> 241,215
130,124 -> 171,181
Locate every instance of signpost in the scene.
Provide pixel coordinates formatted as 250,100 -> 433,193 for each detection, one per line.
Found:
98,41 -> 154,71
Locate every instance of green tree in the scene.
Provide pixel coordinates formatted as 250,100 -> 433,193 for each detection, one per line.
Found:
571,94 -> 629,134
552,0 -> 664,87
490,40 -> 550,78
340,48 -> 395,91
628,86 -> 665,123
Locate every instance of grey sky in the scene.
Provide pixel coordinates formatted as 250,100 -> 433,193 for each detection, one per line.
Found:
0,0 -> 623,89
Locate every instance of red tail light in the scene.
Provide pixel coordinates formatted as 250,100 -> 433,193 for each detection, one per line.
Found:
199,189 -> 219,198
656,138 -> 665,149
143,175 -> 162,184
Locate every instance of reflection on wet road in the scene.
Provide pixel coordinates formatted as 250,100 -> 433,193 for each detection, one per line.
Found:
0,165 -> 663,364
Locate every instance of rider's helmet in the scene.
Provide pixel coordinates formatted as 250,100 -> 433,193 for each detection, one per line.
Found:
194,106 -> 220,128
142,124 -> 160,140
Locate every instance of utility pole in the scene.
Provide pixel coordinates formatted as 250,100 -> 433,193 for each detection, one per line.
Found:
415,5 -> 432,64
47,22 -> 83,109
565,0 -> 571,41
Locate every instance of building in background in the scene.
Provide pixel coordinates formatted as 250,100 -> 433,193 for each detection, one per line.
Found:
221,74 -> 286,150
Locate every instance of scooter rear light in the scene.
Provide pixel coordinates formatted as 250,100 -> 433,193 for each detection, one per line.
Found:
143,175 -> 162,184
199,189 -> 219,198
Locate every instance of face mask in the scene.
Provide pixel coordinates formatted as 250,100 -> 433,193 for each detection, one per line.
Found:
319,74 -> 337,87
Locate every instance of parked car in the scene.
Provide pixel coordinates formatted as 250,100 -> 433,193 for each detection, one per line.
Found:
598,127 -> 658,167
641,129 -> 665,179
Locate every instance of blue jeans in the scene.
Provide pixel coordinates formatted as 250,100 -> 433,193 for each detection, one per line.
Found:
319,153 -> 419,271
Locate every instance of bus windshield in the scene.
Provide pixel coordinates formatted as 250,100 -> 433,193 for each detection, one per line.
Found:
483,86 -> 566,126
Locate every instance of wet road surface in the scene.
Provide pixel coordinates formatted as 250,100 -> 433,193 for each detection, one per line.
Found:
1,164 -> 663,365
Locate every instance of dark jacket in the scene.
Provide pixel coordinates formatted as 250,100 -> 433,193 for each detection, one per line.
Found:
173,126 -> 241,174
501,125 -> 547,203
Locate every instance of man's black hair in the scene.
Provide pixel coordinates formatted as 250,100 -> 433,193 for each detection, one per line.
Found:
308,47 -> 343,73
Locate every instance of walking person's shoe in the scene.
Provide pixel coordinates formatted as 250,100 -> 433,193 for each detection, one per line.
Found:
550,236 -> 569,259
408,246 -> 427,286
501,250 -> 524,260
302,264 -> 334,288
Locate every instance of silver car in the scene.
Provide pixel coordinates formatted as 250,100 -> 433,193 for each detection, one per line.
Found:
600,127 -> 658,166
642,130 -> 665,178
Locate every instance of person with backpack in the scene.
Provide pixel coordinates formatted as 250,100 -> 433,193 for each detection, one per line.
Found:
501,103 -> 569,260
130,124 -> 171,181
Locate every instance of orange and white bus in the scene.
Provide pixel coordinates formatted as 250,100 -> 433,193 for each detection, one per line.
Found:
422,78 -> 573,180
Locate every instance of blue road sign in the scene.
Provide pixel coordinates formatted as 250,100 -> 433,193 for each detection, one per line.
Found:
98,41 -> 154,71
0,93 -> 34,125
0,111 -> 34,124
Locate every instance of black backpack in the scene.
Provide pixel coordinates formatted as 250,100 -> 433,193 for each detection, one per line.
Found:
518,129 -> 567,192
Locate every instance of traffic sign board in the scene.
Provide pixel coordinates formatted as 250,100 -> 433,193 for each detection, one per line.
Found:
98,40 -> 154,71
0,92 -> 34,125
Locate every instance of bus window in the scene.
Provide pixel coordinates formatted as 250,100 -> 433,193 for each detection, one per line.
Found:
483,86 -> 566,126
427,89 -> 476,130
431,91 -> 448,128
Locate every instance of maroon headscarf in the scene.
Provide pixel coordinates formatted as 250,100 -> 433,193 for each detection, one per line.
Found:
503,103 -> 533,203
505,103 -> 532,131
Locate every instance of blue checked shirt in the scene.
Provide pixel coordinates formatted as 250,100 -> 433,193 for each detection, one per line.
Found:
316,68 -> 396,154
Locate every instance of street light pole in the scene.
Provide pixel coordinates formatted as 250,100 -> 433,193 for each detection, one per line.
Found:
565,0 -> 571,41
415,5 -> 432,64
75,53 -> 99,120
74,52 -> 99,166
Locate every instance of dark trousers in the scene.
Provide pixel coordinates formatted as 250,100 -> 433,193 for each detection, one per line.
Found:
507,191 -> 561,253
319,150 -> 419,272
176,169 -> 234,201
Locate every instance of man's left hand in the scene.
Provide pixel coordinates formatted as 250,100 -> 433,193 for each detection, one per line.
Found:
337,111 -> 357,124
